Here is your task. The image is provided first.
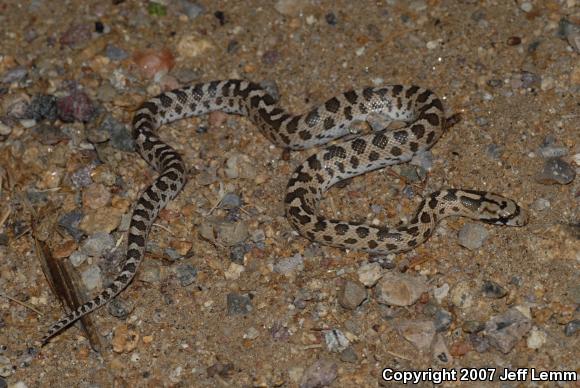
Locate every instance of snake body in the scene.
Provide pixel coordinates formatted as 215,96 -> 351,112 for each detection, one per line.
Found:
41,80 -> 527,344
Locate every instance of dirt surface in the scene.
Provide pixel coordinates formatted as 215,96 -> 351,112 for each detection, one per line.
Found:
0,0 -> 579,387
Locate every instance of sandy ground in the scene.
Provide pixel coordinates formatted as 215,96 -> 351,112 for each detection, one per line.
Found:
0,0 -> 578,387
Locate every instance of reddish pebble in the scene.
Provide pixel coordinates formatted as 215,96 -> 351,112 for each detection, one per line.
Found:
57,90 -> 95,122
450,341 -> 471,356
208,111 -> 228,129
507,36 -> 522,46
133,48 -> 175,79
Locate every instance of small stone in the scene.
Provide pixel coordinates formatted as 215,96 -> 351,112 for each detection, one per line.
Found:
325,12 -> 337,25
81,265 -> 102,290
458,223 -> 489,250
462,320 -> 485,333
79,207 -> 123,234
176,264 -> 197,286
449,340 -> 471,357
82,183 -> 111,210
111,324 -> 139,353
450,281 -> 474,309
133,48 -> 175,78
262,50 -> 280,66
432,334 -> 453,365
59,23 -> 92,48
475,116 -> 489,126
24,95 -> 57,121
526,327 -> 547,349
299,358 -> 337,388
56,90 -> 95,123
469,333 -> 490,353
243,327 -> 259,340
434,309 -> 453,332
339,347 -> 357,363
338,279 -> 367,309
520,2 -> 533,13
358,261 -> 384,286
139,262 -> 160,283
484,307 -> 532,354
105,44 -> 128,61
273,254 -> 304,275
0,376 -> 6,388
180,1 -> 204,19
481,280 -> 508,299
375,272 -> 427,306
219,192 -> 242,210
224,262 -> 244,280
58,210 -> 84,241
226,293 -> 252,315
274,0 -> 309,16
100,114 -> 134,152
536,157 -> 576,185
538,135 -> 568,158
532,198 -> 550,211
564,320 -> 580,336
396,320 -> 436,351
506,36 -> 521,46
486,143 -> 503,159
324,329 -> 350,352
433,283 -> 449,304
1,66 -> 27,84
107,299 -> 131,319
80,232 -> 114,257
176,36 -> 213,59
52,240 -> 78,258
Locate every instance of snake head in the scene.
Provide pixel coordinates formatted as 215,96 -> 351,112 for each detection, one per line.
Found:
479,197 -> 529,227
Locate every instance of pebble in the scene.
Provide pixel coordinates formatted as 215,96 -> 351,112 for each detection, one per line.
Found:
475,116 -> 489,126
273,254 -> 304,275
458,223 -> 489,250
0,121 -> 10,137
325,12 -> 337,26
82,183 -> 111,210
105,44 -> 128,61
558,18 -> 580,53
433,283 -> 449,304
0,356 -> 13,378
274,0 -> 309,16
139,262 -> 161,283
538,135 -> 568,158
0,377 -> 5,388
100,114 -> 134,152
485,143 -> 503,159
111,324 -> 139,353
219,192 -> 242,210
299,358 -> 337,388
200,219 -> 249,246
396,320 -> 436,351
432,334 -> 453,365
133,48 -> 175,78
564,320 -> 580,336
79,207 -> 123,234
519,2 -> 533,13
450,281 -> 474,309
433,308 -> 453,332
324,329 -> 350,352
176,36 -> 213,59
176,264 -> 197,286
462,320 -> 485,334
484,307 -> 532,354
69,251 -> 88,267
107,299 -> 131,319
224,262 -> 244,280
469,333 -> 490,353
243,327 -> 259,340
58,210 -> 85,241
56,90 -> 95,123
481,280 -> 508,299
535,157 -> 576,185
532,198 -> 550,211
80,232 -> 114,257
59,23 -> 92,48
24,94 -> 57,121
229,243 -> 247,264
357,262 -> 383,287
338,279 -> 367,309
262,50 -> 280,66
526,327 -> 547,349
375,272 -> 427,306
226,292 -> 253,315
180,1 -> 204,19
1,66 -> 27,84
70,164 -> 95,188
81,265 -> 102,290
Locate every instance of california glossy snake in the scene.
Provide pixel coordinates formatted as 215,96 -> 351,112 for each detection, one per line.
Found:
41,80 -> 527,344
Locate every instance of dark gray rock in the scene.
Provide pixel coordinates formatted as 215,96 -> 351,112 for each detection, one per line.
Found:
536,157 -> 576,185
226,293 -> 253,315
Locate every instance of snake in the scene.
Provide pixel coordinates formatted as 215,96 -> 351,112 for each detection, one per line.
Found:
40,80 -> 527,344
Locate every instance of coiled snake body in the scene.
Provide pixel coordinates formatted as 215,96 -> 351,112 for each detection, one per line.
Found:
41,80 -> 527,344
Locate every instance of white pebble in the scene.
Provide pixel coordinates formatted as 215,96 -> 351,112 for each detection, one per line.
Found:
520,2 -> 533,12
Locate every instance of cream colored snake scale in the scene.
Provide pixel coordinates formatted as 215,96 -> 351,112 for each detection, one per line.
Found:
41,80 -> 527,344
